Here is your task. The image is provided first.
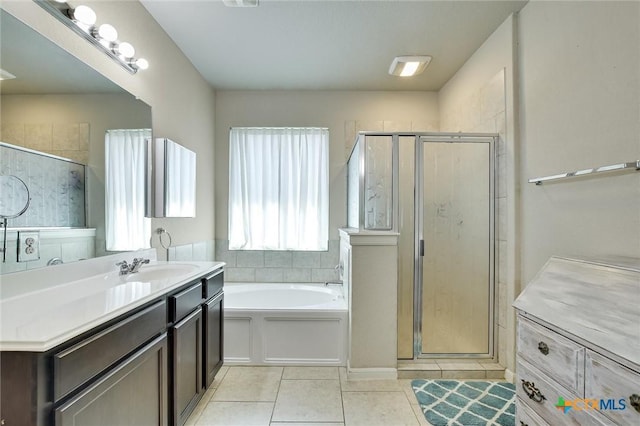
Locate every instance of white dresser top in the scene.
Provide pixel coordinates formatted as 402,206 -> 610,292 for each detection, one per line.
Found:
513,256 -> 640,368
0,258 -> 224,352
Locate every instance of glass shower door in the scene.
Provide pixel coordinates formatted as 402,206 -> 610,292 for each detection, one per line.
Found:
419,137 -> 494,356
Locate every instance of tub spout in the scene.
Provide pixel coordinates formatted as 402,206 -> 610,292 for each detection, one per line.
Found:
324,281 -> 343,286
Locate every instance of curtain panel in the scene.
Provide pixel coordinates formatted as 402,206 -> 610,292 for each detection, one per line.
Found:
105,129 -> 151,251
229,127 -> 329,251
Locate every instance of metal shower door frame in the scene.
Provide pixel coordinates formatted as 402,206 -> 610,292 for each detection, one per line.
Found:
413,133 -> 497,359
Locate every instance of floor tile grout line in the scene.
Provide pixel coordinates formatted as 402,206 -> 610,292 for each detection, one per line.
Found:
268,367 -> 285,424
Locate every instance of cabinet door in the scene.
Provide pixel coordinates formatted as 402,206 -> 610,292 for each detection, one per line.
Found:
55,333 -> 169,426
172,308 -> 203,426
204,291 -> 224,388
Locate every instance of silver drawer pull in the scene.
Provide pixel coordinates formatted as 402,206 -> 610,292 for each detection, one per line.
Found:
630,394 -> 640,413
521,379 -> 546,403
537,341 -> 549,355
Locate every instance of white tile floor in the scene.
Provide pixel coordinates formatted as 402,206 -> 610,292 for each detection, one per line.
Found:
186,366 -> 433,426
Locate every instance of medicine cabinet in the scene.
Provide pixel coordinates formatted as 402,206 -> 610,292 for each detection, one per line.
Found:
146,138 -> 196,218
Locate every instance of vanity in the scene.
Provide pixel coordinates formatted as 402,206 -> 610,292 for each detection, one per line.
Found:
0,252 -> 224,426
513,257 -> 640,425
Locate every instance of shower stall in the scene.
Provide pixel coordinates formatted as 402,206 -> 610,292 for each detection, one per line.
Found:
347,132 -> 496,359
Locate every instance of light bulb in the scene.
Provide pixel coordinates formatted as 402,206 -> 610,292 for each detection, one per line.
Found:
97,24 -> 118,42
71,5 -> 96,26
116,42 -> 135,58
135,58 -> 149,70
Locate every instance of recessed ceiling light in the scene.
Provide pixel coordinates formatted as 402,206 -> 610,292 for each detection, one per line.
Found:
223,0 -> 259,7
389,55 -> 432,77
0,69 -> 16,80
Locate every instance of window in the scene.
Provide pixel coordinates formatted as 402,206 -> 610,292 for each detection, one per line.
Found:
105,129 -> 151,251
228,127 -> 329,250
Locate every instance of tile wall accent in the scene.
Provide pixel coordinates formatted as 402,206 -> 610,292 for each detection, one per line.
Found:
1,122 -> 90,165
440,69 -> 509,366
0,143 -> 86,228
167,240 -> 216,263
215,239 -> 340,283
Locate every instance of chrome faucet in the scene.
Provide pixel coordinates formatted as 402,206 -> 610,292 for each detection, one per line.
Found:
130,257 -> 150,273
116,258 -> 150,275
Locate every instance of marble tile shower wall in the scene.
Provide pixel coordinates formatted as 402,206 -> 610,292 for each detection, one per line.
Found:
0,144 -> 86,227
215,239 -> 341,283
440,69 -> 509,366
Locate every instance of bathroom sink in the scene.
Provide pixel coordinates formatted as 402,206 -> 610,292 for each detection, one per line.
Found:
125,263 -> 199,282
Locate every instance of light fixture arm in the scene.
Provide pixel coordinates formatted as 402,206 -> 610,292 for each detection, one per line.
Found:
34,0 -> 147,74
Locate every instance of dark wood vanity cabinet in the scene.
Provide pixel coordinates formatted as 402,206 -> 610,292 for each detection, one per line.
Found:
169,283 -> 204,426
202,271 -> 224,388
203,290 -> 224,387
55,334 -> 169,426
0,267 -> 224,426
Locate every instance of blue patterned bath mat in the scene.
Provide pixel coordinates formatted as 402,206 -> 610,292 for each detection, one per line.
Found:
411,380 -> 515,426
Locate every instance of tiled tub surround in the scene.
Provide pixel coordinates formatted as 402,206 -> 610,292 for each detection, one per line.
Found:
215,239 -> 341,283
0,142 -> 86,228
0,228 -> 96,274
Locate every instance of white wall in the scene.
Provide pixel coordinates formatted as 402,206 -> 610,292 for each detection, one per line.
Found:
215,90 -> 439,240
2,1 -> 216,256
518,1 -> 640,282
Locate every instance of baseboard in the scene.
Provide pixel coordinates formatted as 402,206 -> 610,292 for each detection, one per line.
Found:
347,361 -> 398,380
504,368 -> 515,383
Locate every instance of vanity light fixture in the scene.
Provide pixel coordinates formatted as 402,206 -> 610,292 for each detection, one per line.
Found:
92,23 -> 118,44
388,55 -> 432,77
35,0 -> 149,74
67,4 -> 96,26
115,42 -> 135,59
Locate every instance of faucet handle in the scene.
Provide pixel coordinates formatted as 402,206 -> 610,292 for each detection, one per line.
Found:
116,260 -> 129,267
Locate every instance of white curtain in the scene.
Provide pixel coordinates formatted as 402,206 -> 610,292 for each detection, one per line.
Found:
229,127 -> 329,250
105,129 -> 151,251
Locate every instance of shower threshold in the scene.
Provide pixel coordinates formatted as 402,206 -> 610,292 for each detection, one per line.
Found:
397,360 -> 505,380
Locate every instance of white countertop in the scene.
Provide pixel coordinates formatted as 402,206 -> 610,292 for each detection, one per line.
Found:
0,258 -> 224,352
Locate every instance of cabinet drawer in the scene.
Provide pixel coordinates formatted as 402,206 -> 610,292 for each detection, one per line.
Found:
202,269 -> 223,300
585,350 -> 640,425
170,282 -> 203,323
55,333 -> 169,426
517,359 -> 604,425
516,397 -> 550,426
54,300 -> 166,402
517,316 -> 584,394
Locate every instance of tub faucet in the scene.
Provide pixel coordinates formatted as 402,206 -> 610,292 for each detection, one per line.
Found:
324,281 -> 343,287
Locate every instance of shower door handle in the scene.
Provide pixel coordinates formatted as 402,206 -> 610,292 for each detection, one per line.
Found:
419,240 -> 424,256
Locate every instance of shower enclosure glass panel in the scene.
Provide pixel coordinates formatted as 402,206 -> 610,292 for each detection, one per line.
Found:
397,136 -> 416,359
420,140 -> 492,355
364,136 -> 393,230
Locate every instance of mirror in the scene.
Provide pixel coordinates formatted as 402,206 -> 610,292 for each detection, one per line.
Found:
0,9 -> 152,273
